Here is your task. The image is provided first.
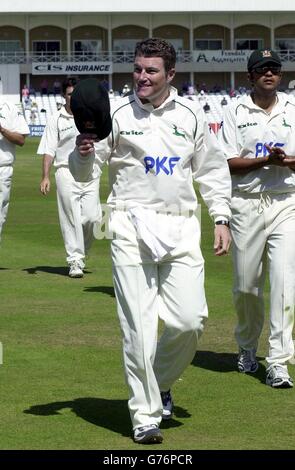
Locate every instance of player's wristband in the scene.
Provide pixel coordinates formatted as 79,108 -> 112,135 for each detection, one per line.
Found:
215,220 -> 230,227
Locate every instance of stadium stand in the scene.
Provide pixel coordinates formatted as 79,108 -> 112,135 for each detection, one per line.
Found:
1,1 -> 295,135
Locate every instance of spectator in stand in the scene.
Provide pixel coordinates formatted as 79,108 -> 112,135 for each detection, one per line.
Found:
221,96 -> 228,106
188,83 -> 195,95
212,84 -> 222,93
101,79 -> 109,91
238,85 -> 247,95
229,88 -> 236,98
30,109 -> 37,125
203,102 -> 210,113
21,84 -> 29,100
21,84 -> 30,109
29,85 -> 36,95
181,80 -> 189,95
41,79 -> 49,95
200,82 -> 207,93
31,101 -> 38,111
53,79 -> 61,95
198,89 -> 206,104
122,83 -> 131,97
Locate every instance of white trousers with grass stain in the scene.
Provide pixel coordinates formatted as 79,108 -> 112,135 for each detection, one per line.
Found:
109,209 -> 208,429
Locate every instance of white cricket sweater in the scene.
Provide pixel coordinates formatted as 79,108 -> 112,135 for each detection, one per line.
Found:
37,107 -> 78,167
0,100 -> 29,167
219,92 -> 295,194
72,86 -> 231,220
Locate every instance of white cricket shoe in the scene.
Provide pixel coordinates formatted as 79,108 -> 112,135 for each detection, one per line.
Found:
237,348 -> 258,373
266,364 -> 293,388
69,260 -> 83,278
133,424 -> 163,444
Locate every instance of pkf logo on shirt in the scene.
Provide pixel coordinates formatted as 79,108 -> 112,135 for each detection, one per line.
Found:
255,142 -> 285,157
144,156 -> 181,175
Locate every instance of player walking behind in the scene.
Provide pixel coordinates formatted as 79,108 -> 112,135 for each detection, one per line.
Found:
38,78 -> 101,278
219,49 -> 295,388
73,38 -> 231,443
0,99 -> 29,242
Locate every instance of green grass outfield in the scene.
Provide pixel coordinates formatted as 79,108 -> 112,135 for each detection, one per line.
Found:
0,137 -> 295,450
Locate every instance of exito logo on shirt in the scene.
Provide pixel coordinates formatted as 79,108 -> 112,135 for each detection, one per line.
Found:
120,130 -> 143,135
60,126 -> 74,133
172,125 -> 186,139
144,156 -> 181,175
238,122 -> 258,129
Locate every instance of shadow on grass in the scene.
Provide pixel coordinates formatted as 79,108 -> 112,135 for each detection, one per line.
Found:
84,286 -> 115,297
192,350 -> 267,383
24,397 -> 186,436
23,266 -> 92,276
23,266 -> 69,276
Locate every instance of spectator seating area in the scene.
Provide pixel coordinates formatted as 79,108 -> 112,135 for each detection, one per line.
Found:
16,87 -> 295,134
20,90 -> 236,128
22,92 -> 64,126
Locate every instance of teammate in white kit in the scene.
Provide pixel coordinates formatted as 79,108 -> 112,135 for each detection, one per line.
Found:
219,49 -> 295,388
73,38 -> 232,444
0,99 -> 29,242
38,78 -> 101,278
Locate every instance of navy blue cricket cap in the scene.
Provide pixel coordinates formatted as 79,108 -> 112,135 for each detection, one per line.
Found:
70,78 -> 112,140
247,49 -> 281,72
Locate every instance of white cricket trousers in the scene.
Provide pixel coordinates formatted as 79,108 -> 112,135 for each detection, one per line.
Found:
231,192 -> 295,366
0,165 -> 13,241
109,210 -> 208,430
55,167 -> 100,265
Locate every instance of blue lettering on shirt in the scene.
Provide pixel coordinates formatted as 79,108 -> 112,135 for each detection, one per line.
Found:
144,156 -> 181,175
255,142 -> 284,157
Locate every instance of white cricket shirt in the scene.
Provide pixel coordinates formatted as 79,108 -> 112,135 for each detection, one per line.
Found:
74,86 -> 231,220
37,106 -> 79,167
0,100 -> 29,166
219,92 -> 295,194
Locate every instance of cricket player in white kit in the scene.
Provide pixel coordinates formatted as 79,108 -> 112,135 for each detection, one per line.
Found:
73,39 -> 232,444
219,49 -> 295,388
38,78 -> 101,278
0,99 -> 29,242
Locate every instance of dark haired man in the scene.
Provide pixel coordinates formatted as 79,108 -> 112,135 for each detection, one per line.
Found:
38,78 -> 101,277
219,49 -> 295,388
73,38 -> 231,443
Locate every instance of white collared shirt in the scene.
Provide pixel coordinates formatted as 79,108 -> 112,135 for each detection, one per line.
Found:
37,106 -> 79,167
90,86 -> 231,220
0,100 -> 29,166
219,92 -> 295,194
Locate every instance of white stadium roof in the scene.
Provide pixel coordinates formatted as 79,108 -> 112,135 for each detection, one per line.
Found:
2,0 -> 295,13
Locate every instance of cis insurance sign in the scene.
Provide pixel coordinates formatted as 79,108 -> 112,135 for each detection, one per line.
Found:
32,62 -> 113,74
